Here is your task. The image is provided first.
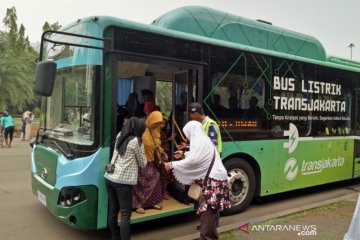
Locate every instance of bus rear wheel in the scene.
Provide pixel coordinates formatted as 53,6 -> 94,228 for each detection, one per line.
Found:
222,158 -> 256,215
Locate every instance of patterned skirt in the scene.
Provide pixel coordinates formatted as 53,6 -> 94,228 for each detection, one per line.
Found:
132,162 -> 163,209
195,178 -> 231,215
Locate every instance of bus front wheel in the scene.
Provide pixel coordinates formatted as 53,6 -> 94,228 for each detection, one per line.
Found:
222,158 -> 256,215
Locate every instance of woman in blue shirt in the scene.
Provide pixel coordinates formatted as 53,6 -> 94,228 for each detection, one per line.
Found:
1,111 -> 15,148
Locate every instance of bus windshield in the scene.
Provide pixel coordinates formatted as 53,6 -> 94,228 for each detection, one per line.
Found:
41,64 -> 97,146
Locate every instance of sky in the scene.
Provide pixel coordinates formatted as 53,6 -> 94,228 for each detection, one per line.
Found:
1,0 -> 359,61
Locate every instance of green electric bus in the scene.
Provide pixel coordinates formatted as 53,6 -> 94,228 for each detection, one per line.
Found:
31,6 -> 360,230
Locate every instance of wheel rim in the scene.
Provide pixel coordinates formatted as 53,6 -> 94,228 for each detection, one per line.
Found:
227,168 -> 249,206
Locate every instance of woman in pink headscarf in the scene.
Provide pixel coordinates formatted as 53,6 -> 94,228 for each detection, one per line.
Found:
143,102 -> 159,118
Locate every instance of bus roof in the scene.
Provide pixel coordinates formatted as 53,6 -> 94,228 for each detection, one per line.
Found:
153,6 -> 326,61
60,6 -> 360,73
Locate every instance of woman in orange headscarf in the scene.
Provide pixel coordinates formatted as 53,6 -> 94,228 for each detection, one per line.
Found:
132,111 -> 165,213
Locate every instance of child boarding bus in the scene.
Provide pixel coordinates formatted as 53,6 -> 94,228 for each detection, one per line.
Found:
31,6 -> 360,230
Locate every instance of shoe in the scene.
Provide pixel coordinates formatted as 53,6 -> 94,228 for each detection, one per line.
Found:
135,208 -> 145,214
152,204 -> 162,210
196,225 -> 201,230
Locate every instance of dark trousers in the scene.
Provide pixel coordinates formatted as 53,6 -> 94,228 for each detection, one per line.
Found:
4,126 -> 14,141
199,208 -> 218,240
22,122 -> 26,139
195,201 -> 220,228
105,179 -> 133,240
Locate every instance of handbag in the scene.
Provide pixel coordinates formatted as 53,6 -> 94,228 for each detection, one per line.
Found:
187,149 -> 216,200
187,183 -> 203,201
105,153 -> 119,174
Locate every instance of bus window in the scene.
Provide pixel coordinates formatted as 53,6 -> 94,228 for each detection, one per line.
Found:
271,59 -> 315,137
209,47 -> 268,140
313,67 -> 353,136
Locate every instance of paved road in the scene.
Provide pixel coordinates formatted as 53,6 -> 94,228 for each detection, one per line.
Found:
1,138 -> 359,240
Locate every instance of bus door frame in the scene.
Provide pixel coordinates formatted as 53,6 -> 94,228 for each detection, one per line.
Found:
172,66 -> 203,155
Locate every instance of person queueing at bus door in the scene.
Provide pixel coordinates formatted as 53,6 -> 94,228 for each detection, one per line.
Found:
164,121 -> 230,240
145,102 -> 173,200
1,111 -> 15,148
132,110 -> 165,214
104,117 -> 147,240
187,102 -> 223,228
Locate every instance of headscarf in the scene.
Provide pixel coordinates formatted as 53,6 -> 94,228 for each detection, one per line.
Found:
171,120 -> 228,184
3,111 -> 9,117
144,102 -> 157,114
23,111 -> 31,119
116,117 -> 146,156
142,111 -> 163,161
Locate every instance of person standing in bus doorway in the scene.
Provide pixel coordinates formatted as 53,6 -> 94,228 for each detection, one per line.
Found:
104,117 -> 147,240
144,102 -> 172,200
187,102 -> 223,228
164,121 -> 230,240
134,89 -> 156,118
132,110 -> 165,214
1,111 -> 15,148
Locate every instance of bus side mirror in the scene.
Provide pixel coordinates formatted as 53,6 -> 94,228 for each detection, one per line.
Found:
34,61 -> 57,96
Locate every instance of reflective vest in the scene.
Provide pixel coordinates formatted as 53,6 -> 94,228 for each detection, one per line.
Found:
203,118 -> 222,154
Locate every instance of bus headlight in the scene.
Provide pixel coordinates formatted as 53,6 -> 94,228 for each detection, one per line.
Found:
58,188 -> 86,207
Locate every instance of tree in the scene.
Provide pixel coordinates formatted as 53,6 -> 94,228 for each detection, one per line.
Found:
0,7 -> 37,111
42,21 -> 62,38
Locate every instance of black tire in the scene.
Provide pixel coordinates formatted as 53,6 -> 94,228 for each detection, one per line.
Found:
222,158 -> 256,215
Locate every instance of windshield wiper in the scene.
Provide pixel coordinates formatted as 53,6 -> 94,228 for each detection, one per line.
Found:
31,127 -> 74,159
52,140 -> 74,160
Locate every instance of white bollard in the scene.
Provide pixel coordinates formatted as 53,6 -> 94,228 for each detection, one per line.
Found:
344,194 -> 360,240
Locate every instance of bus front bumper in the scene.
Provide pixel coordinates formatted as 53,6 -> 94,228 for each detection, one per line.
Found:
31,174 -> 99,230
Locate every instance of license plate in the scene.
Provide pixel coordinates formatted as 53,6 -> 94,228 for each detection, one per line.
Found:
37,190 -> 47,207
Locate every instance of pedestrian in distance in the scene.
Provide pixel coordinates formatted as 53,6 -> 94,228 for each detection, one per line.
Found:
164,121 -> 231,240
104,117 -> 147,240
1,111 -> 15,148
0,111 -> 4,147
21,111 -> 34,141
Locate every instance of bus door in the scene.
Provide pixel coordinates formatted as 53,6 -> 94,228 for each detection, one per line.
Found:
353,90 -> 360,178
172,69 -> 199,146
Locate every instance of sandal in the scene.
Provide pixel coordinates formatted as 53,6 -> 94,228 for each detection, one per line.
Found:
163,191 -> 170,200
135,208 -> 145,214
153,204 -> 162,210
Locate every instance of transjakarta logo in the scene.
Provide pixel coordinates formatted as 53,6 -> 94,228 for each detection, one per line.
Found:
284,156 -> 345,180
284,158 -> 298,180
